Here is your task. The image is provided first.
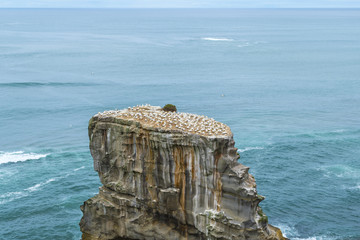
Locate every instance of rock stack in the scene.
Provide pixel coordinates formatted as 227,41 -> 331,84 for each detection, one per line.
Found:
80,105 -> 286,240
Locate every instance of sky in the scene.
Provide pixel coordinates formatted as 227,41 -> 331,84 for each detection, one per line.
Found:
1,0 -> 360,8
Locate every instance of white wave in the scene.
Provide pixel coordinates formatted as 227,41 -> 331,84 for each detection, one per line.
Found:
292,236 -> 337,240
0,191 -> 29,205
347,183 -> 360,190
332,129 -> 345,133
273,224 -> 298,238
74,166 -> 85,172
0,191 -> 28,205
202,37 -> 234,41
254,41 -> 267,44
0,151 -> 48,164
237,40 -> 267,48
319,165 -> 360,179
274,224 -> 337,240
25,178 -> 56,192
0,162 -> 84,205
0,177 -> 59,205
237,147 -> 264,153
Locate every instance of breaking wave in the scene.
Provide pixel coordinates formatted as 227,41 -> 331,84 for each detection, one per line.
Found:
0,151 -> 48,165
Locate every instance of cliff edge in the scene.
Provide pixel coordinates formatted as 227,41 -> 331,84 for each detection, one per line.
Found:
80,105 -> 286,240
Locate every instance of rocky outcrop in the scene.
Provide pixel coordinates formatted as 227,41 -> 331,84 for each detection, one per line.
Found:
80,106 -> 286,240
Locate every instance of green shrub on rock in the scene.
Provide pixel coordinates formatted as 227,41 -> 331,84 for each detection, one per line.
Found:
162,104 -> 177,112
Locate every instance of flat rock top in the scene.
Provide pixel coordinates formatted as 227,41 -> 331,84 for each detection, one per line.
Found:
95,105 -> 232,137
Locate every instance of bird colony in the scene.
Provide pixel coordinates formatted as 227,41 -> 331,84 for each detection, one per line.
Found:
95,105 -> 231,137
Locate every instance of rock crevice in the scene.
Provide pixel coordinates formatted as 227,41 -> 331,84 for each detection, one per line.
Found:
80,106 -> 286,240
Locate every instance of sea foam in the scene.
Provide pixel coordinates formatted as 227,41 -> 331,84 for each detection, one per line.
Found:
0,151 -> 48,165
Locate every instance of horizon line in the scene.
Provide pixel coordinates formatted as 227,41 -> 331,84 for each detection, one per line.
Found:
1,7 -> 360,9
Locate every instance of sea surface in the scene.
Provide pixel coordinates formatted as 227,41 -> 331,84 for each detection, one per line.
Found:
0,9 -> 359,240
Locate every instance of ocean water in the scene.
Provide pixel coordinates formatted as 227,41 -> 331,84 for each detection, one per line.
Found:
0,9 -> 359,240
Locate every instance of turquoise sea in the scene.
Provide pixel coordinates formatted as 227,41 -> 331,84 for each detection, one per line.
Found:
0,9 -> 359,240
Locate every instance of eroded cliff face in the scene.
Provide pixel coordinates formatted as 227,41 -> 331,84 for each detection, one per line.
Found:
80,106 -> 286,240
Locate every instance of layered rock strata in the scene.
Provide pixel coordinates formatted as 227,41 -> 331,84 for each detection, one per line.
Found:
80,105 -> 286,240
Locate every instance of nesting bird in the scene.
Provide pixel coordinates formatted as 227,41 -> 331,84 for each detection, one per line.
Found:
95,105 -> 231,137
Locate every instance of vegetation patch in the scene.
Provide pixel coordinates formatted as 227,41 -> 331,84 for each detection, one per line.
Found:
259,215 -> 268,224
257,207 -> 268,224
257,194 -> 265,201
162,104 -> 177,112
